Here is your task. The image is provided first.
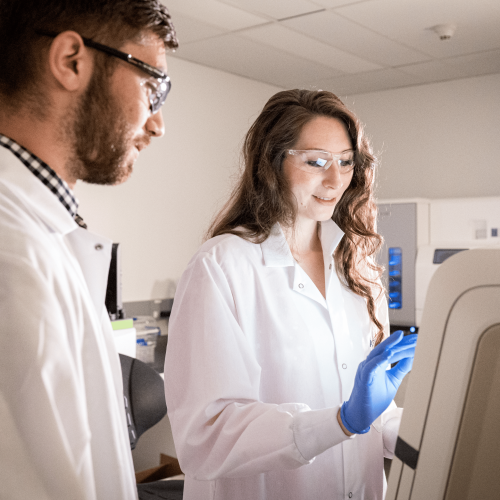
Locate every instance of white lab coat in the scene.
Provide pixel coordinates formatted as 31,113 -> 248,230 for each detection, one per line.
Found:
0,147 -> 137,500
165,221 -> 402,500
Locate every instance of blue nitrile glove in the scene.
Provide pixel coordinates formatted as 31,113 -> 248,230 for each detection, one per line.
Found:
340,330 -> 417,434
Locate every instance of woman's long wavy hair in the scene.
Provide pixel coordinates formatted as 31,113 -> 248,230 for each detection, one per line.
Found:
207,89 -> 385,346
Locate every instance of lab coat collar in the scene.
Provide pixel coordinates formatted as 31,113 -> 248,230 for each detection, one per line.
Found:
0,146 -> 77,235
319,218 -> 345,260
261,224 -> 295,267
261,219 -> 345,268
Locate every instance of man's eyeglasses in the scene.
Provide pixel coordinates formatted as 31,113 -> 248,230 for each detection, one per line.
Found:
287,149 -> 356,174
36,30 -> 171,114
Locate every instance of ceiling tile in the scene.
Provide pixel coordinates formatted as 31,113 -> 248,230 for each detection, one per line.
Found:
336,0 -> 500,58
283,10 -> 431,66
161,0 -> 268,30
166,0 -> 500,95
218,0 -> 324,20
240,23 -> 382,73
446,49 -> 500,77
397,60 -> 470,83
310,0 -> 371,7
168,10 -> 225,44
174,34 -> 344,88
315,68 -> 427,96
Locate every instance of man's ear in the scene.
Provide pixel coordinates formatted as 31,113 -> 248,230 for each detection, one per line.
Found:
47,31 -> 93,92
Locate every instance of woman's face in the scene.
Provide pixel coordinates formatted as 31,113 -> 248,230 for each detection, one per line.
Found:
283,115 -> 354,226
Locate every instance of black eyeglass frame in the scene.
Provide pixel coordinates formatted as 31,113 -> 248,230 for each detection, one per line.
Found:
36,29 -> 171,114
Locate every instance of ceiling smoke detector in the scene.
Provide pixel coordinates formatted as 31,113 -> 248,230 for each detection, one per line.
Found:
430,23 -> 457,40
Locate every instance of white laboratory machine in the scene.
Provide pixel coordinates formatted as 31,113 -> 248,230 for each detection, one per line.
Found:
376,197 -> 500,332
386,248 -> 500,499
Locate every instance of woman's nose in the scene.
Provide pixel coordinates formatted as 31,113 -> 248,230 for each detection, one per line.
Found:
324,163 -> 343,190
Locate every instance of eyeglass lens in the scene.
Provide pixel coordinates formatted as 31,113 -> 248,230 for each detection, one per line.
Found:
295,151 -> 354,173
150,78 -> 171,114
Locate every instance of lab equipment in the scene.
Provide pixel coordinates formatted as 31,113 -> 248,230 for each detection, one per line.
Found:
377,197 -> 500,332
341,331 -> 416,434
386,248 -> 500,499
134,316 -> 161,366
111,318 -> 137,358
105,242 -> 124,320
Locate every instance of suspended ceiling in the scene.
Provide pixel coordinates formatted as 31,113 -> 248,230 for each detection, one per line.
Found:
162,0 -> 500,95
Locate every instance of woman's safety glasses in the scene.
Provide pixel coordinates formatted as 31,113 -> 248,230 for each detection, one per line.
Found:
36,30 -> 171,115
287,149 -> 356,174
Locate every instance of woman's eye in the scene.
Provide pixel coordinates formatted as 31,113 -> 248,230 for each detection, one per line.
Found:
305,157 -> 328,168
306,160 -> 324,167
339,159 -> 354,168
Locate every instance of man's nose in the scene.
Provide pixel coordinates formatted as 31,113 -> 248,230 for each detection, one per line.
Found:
146,109 -> 165,138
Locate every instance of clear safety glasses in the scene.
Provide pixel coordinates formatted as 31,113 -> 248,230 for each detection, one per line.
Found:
36,30 -> 171,114
287,149 -> 356,174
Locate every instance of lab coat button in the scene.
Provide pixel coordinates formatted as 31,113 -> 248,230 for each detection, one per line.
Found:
95,244 -> 103,251
348,493 -> 353,498
298,283 -> 304,289
329,263 -> 332,270
342,363 -> 347,369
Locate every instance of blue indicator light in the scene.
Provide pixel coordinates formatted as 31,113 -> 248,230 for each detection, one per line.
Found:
410,326 -> 416,333
388,247 -> 402,309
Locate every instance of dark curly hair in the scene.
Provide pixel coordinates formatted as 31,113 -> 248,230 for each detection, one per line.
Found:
208,89 -> 385,346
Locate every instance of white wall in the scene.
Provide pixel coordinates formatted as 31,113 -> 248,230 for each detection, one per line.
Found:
345,73 -> 500,200
76,61 -> 500,302
75,56 -> 280,301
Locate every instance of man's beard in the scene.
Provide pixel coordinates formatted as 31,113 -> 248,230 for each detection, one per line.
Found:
68,67 -> 135,185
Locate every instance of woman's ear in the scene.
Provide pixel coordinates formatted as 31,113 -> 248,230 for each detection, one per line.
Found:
47,31 -> 93,92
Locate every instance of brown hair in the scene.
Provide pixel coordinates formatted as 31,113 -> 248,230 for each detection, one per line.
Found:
208,89 -> 385,346
0,0 -> 178,111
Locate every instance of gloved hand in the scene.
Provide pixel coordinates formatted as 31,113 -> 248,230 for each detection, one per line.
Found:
340,330 -> 417,434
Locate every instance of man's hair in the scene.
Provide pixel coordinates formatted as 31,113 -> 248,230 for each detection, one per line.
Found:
208,89 -> 386,345
0,0 -> 178,108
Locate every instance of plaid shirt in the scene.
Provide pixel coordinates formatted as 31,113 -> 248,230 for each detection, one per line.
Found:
0,134 -> 87,228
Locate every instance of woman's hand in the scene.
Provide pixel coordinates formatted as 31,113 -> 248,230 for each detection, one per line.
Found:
340,330 -> 417,434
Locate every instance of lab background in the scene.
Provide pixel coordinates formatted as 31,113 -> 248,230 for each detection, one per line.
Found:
74,0 -> 500,478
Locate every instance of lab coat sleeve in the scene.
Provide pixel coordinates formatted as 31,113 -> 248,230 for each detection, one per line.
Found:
164,251 -> 351,480
0,251 -> 94,500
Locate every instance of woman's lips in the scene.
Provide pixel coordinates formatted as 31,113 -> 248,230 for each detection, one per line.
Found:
313,195 -> 337,206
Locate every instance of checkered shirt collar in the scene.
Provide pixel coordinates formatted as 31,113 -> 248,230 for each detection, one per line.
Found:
0,134 -> 79,218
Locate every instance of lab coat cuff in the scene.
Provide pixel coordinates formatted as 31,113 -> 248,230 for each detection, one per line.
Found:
293,406 -> 354,461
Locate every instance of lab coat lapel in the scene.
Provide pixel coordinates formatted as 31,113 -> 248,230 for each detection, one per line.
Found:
65,228 -> 112,316
292,266 -> 327,306
261,223 -> 327,306
0,148 -> 112,316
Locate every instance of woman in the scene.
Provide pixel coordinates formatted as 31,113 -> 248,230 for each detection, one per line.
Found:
164,89 -> 416,500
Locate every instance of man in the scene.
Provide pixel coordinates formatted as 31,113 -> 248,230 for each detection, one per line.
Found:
0,1 -> 178,498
